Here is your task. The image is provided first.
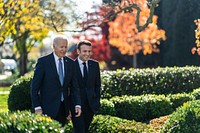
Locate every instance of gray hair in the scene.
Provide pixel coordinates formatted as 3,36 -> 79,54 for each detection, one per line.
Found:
53,37 -> 68,47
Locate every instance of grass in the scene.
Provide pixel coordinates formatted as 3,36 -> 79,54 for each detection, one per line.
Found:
0,86 -> 11,92
0,87 -> 10,112
0,94 -> 9,112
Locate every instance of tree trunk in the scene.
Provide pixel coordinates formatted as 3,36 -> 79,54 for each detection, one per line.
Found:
15,31 -> 29,76
133,54 -> 137,68
19,51 -> 28,76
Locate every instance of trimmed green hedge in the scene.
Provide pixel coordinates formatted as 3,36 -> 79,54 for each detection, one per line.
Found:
7,72 -> 198,123
101,66 -> 200,98
98,92 -> 196,122
97,99 -> 116,116
108,94 -> 173,122
0,111 -> 156,133
7,67 -> 200,123
8,66 -> 200,112
0,110 -> 73,132
167,93 -> 192,110
191,88 -> 200,100
7,74 -> 33,111
160,100 -> 200,133
89,115 -> 155,133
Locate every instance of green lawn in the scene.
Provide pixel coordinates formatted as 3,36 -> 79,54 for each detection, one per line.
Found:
0,94 -> 8,112
0,87 -> 10,112
0,86 -> 11,91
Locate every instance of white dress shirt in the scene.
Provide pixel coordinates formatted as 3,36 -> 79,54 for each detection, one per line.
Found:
77,57 -> 88,77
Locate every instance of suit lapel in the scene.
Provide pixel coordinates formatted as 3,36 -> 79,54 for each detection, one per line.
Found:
87,60 -> 92,83
50,53 -> 60,83
63,57 -> 68,86
75,59 -> 85,83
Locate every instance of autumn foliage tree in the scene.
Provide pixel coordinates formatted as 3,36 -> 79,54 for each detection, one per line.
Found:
51,0 -> 161,33
67,6 -> 110,65
70,28 -> 110,63
0,0 -> 71,75
0,0 -> 50,75
108,0 -> 166,56
69,0 -> 164,68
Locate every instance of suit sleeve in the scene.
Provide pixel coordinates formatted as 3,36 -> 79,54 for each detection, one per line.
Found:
95,62 -> 101,101
30,58 -> 44,108
70,61 -> 81,106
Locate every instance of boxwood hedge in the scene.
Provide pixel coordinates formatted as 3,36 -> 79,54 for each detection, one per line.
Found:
7,74 -> 33,111
101,66 -> 200,98
89,115 -> 155,133
0,110 -> 73,132
160,100 -> 200,133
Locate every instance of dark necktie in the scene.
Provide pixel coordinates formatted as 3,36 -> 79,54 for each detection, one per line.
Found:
83,62 -> 88,82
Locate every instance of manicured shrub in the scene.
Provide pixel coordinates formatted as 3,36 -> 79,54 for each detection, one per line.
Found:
110,95 -> 173,122
97,99 -> 116,116
8,67 -> 200,112
98,92 -> 196,122
101,66 -> 200,99
7,74 -> 32,111
89,115 -> 155,133
160,100 -> 200,133
0,110 -> 73,132
167,93 -> 192,110
191,88 -> 200,100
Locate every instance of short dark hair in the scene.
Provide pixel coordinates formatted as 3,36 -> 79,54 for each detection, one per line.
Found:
76,40 -> 92,50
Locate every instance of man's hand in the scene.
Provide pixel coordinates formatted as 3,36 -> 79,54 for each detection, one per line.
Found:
75,107 -> 82,117
66,111 -> 72,120
35,108 -> 43,115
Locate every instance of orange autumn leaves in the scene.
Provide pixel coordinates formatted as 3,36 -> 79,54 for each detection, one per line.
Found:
108,0 -> 166,55
192,19 -> 200,55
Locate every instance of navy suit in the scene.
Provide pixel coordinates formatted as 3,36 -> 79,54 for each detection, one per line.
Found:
71,59 -> 101,133
31,53 -> 81,124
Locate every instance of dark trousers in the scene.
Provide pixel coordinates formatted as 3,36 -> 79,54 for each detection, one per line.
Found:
72,100 -> 94,133
55,101 -> 67,127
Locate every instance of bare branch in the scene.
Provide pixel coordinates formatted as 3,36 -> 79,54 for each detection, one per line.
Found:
53,0 -> 161,33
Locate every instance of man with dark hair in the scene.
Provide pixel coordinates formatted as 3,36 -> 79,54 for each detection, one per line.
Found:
71,40 -> 101,133
31,36 -> 81,126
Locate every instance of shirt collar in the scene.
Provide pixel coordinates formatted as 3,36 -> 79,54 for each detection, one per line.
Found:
78,57 -> 87,65
53,52 -> 63,61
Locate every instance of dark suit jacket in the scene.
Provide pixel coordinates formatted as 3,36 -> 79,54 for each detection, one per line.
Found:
31,53 -> 81,118
74,59 -> 101,113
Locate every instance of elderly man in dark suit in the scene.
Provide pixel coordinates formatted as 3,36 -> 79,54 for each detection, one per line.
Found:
31,36 -> 81,126
71,40 -> 101,133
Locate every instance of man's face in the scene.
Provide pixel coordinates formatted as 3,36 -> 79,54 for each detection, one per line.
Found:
53,39 -> 68,58
77,44 -> 92,62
